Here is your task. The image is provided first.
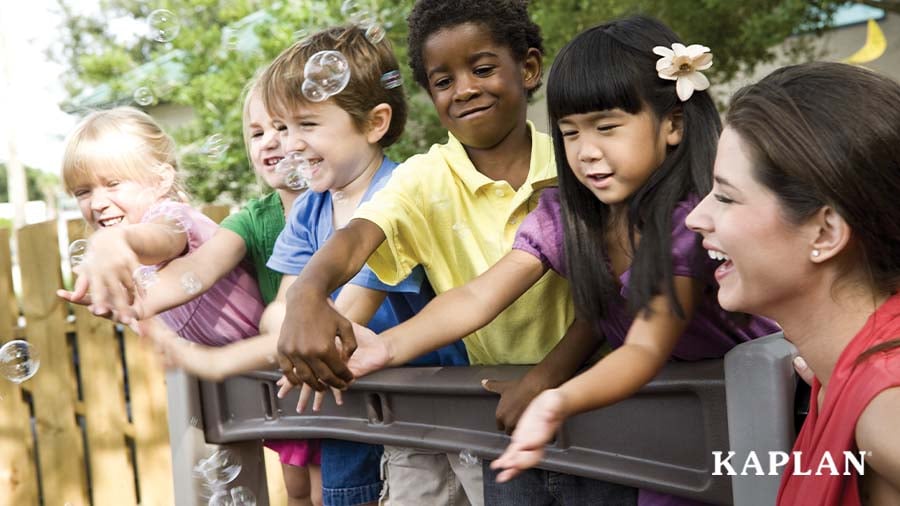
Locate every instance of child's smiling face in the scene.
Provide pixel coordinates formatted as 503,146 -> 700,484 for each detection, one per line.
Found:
245,91 -> 286,190
274,99 -> 380,194
421,22 -> 541,150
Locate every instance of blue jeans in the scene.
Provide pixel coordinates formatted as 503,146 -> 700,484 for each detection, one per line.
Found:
482,459 -> 637,505
321,439 -> 384,506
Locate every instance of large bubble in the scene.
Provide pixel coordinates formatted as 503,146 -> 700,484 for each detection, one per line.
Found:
303,50 -> 351,97
0,340 -> 40,384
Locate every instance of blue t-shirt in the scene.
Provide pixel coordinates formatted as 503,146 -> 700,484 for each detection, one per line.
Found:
268,156 -> 467,367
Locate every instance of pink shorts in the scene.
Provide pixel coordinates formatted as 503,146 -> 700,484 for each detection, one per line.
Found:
264,438 -> 322,467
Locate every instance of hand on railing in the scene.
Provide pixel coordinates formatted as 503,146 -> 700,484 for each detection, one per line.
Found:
277,291 -> 356,391
482,376 -> 545,434
275,376 -> 344,414
491,388 -> 567,483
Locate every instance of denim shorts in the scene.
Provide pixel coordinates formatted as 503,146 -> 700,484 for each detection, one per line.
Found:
482,459 -> 637,506
321,439 -> 384,506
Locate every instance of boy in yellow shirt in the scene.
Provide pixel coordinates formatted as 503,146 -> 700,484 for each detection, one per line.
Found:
276,0 -> 635,504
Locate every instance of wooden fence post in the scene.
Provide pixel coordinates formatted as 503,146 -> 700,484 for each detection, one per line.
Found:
17,220 -> 88,506
66,221 -> 138,505
0,227 -> 39,506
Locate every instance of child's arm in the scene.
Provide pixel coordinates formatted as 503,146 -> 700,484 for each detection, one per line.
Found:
278,218 -> 386,389
133,228 -> 247,318
492,275 -> 702,481
139,318 -> 278,382
60,228 -> 247,323
482,318 -> 600,433
65,216 -> 189,318
342,250 -> 549,378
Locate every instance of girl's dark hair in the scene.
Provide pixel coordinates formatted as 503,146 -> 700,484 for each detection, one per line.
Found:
726,62 -> 900,361
548,15 -> 721,322
407,0 -> 543,98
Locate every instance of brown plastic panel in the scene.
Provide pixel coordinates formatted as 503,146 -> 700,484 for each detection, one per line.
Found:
200,359 -> 733,504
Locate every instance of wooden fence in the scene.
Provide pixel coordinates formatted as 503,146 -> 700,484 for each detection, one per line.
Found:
0,205 -> 287,506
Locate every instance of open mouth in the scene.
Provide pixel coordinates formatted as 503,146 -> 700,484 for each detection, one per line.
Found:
98,216 -> 124,227
707,249 -> 734,280
263,156 -> 283,168
585,172 -> 614,189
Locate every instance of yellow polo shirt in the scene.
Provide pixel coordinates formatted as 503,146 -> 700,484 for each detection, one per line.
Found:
354,122 -> 575,365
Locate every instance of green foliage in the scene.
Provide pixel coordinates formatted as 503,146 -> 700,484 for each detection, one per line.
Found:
0,164 -> 57,202
50,0 -> 840,204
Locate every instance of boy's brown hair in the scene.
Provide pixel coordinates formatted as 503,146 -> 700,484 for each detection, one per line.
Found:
260,25 -> 407,148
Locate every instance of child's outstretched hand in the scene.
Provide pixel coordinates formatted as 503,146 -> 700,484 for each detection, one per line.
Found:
481,376 -> 545,434
80,228 -> 141,322
490,388 -> 568,482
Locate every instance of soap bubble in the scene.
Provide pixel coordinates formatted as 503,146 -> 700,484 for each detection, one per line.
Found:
365,24 -> 386,45
68,239 -> 88,268
284,170 -> 309,191
0,340 -> 40,384
229,486 -> 256,505
331,191 -> 345,202
301,79 -> 328,103
133,87 -> 156,107
132,266 -> 159,291
147,9 -> 180,43
181,272 -> 202,296
459,449 -> 480,467
274,152 -> 310,175
340,0 -> 376,26
202,134 -> 229,161
304,50 -> 350,97
194,448 -> 242,487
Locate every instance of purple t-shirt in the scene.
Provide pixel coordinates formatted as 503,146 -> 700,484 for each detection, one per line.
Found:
142,200 -> 264,346
513,188 -> 778,360
514,188 -> 779,506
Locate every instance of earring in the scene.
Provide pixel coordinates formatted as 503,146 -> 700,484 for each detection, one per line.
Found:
811,249 -> 821,258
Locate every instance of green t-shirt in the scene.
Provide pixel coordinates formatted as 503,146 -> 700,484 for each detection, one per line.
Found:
220,191 -> 285,304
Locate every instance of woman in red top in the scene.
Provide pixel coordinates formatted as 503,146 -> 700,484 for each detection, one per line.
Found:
686,62 -> 900,505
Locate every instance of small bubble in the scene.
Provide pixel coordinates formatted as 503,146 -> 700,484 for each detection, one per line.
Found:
207,490 -> 234,506
301,79 -> 328,103
147,9 -> 180,43
459,449 -> 480,466
230,486 -> 256,506
331,191 -> 345,202
202,134 -> 229,161
364,24 -> 386,45
340,0 -> 376,26
181,272 -> 202,296
68,239 -> 88,268
451,222 -> 469,234
284,170 -> 309,191
194,448 -> 242,487
223,29 -> 240,51
0,340 -> 40,384
189,416 -> 200,427
132,266 -> 159,291
133,87 -> 156,107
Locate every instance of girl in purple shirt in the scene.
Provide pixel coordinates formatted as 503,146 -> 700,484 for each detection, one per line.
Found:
346,16 -> 777,506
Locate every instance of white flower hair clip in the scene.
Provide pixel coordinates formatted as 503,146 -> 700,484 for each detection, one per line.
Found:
653,43 -> 713,101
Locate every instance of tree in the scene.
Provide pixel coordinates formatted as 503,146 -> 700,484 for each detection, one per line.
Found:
50,0 -> 843,204
0,163 -> 56,202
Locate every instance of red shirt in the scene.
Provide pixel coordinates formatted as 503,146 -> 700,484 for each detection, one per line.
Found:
777,293 -> 900,506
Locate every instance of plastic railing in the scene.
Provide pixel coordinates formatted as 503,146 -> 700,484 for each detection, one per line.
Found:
166,332 -> 798,505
